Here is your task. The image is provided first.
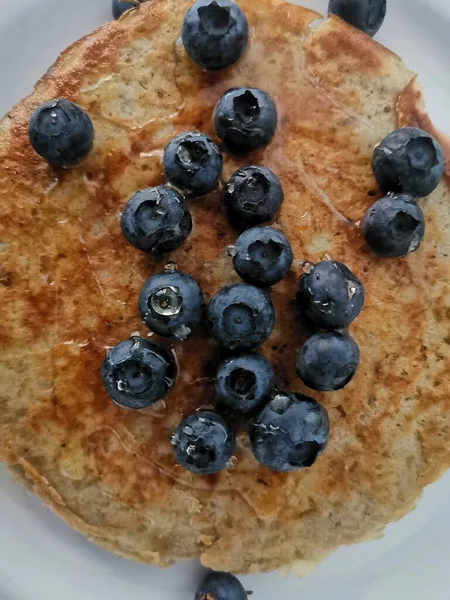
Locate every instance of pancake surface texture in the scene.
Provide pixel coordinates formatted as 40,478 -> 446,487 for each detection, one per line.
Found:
0,0 -> 449,575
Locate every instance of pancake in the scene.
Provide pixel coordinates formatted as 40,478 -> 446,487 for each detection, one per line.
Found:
0,0 -> 449,575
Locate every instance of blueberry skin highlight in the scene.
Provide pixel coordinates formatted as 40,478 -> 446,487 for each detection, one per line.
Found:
101,337 -> 176,410
172,411 -> 236,475
232,226 -> 293,287
182,0 -> 249,70
138,271 -> 205,339
215,353 -> 275,413
296,260 -> 365,330
225,165 -> 284,226
214,87 -> 278,154
163,131 -> 223,197
249,392 -> 330,472
120,186 -> 192,255
28,99 -> 94,168
362,194 -> 425,258
372,127 -> 444,198
207,283 -> 275,351
297,331 -> 360,392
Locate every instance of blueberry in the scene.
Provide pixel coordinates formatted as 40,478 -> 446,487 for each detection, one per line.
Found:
163,132 -> 223,197
249,392 -> 330,472
297,331 -> 360,392
296,260 -> 364,330
121,186 -> 192,254
214,88 -> 278,154
138,271 -> 205,339
172,411 -> 235,475
182,0 -> 249,70
225,165 -> 284,226
112,0 -> 139,19
28,99 -> 94,168
101,337 -> 176,409
328,0 -> 386,37
207,284 -> 275,351
232,226 -> 293,287
215,353 -> 275,413
362,194 -> 425,258
195,571 -> 247,600
372,127 -> 444,197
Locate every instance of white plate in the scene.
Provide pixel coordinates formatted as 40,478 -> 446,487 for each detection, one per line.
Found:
1,1 -> 449,599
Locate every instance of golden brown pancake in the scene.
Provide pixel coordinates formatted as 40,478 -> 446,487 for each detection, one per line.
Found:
0,0 -> 449,575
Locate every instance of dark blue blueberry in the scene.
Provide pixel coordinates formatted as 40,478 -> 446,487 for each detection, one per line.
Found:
232,226 -> 293,287
207,284 -> 275,351
214,88 -> 278,154
362,194 -> 425,258
215,353 -> 275,413
372,127 -> 444,197
112,0 -> 139,19
163,132 -> 223,197
120,186 -> 192,254
225,165 -> 284,226
172,411 -> 236,475
28,99 -> 94,168
296,260 -> 364,330
249,392 -> 329,472
195,571 -> 247,600
101,337 -> 176,409
138,270 -> 205,339
297,331 -> 360,392
328,0 -> 386,37
182,0 -> 249,70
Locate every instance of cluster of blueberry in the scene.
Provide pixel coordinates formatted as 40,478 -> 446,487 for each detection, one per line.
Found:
106,1 -> 335,476
109,80 -> 332,474
26,0 -> 445,481
296,261 -> 364,392
362,128 -> 444,257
